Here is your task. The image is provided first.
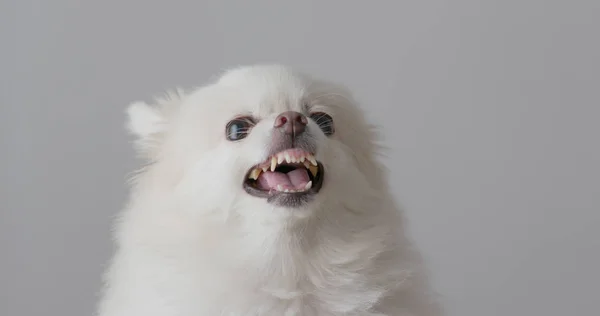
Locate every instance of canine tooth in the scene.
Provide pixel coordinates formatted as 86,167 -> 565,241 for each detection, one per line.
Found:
249,168 -> 261,180
271,157 -> 277,171
284,152 -> 292,163
309,165 -> 318,177
307,155 -> 317,166
304,181 -> 312,190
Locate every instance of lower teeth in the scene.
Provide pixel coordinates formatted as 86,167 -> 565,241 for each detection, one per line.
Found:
274,181 -> 313,193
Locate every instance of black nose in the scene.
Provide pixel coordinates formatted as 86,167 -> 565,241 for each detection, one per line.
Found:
273,111 -> 308,136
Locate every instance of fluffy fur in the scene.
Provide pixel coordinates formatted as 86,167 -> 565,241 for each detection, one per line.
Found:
97,65 -> 442,316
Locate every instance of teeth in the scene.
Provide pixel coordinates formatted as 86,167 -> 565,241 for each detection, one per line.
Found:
271,157 -> 277,171
308,165 -> 318,177
249,168 -> 262,180
304,181 -> 312,190
253,151 -> 319,183
273,182 -> 312,193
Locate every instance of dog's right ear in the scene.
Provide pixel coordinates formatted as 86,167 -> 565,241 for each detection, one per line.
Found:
125,89 -> 185,159
126,101 -> 167,159
125,90 -> 185,159
127,101 -> 165,139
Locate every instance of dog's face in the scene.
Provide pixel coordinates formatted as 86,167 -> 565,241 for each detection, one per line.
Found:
128,65 -> 382,221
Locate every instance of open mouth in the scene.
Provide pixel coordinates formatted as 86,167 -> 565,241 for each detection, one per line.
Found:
243,148 -> 324,204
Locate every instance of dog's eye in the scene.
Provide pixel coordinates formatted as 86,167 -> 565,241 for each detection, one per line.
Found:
226,117 -> 254,141
310,112 -> 334,136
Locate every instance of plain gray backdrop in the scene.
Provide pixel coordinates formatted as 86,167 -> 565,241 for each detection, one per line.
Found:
2,1 -> 599,316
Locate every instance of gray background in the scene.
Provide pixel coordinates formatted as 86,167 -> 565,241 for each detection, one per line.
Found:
2,1 -> 599,316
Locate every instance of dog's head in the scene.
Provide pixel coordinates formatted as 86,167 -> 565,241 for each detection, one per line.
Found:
127,65 -> 384,221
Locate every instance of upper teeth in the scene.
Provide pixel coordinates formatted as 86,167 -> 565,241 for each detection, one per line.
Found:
249,168 -> 262,180
270,157 -> 277,172
247,150 -> 319,181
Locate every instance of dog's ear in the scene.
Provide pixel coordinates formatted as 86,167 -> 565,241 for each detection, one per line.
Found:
127,101 -> 165,138
125,89 -> 185,159
126,101 -> 166,159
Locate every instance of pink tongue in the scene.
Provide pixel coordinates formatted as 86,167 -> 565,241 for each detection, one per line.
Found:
257,169 -> 310,191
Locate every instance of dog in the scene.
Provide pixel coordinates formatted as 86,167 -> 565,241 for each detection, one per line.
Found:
97,65 -> 442,316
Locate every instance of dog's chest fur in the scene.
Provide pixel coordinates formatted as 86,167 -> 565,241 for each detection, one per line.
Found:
195,245 -> 392,315
101,217 -> 408,316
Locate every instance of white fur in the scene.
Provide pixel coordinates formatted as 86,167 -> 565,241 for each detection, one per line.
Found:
97,65 -> 442,316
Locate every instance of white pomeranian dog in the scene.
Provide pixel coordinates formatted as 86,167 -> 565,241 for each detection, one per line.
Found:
97,65 -> 442,316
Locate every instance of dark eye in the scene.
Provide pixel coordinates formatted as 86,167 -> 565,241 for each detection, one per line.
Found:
226,117 -> 254,141
310,112 -> 334,136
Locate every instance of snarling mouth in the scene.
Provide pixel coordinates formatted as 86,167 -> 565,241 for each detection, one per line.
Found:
243,148 -> 324,205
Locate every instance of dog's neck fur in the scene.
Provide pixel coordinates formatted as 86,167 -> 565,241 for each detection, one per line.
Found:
109,180 -> 417,315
